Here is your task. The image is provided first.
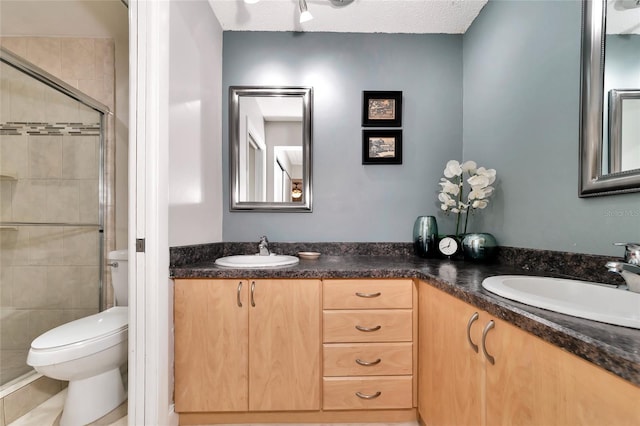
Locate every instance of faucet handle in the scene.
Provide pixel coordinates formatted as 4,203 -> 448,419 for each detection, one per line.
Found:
614,242 -> 640,265
259,235 -> 269,243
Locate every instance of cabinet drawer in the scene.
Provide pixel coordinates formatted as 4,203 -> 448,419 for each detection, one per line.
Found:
323,310 -> 412,343
323,376 -> 413,410
323,279 -> 413,309
323,342 -> 413,376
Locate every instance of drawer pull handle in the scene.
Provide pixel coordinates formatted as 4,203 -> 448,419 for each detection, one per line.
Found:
355,325 -> 382,332
482,320 -> 496,365
355,358 -> 381,366
355,291 -> 381,298
356,391 -> 382,400
466,312 -> 479,353
237,281 -> 243,307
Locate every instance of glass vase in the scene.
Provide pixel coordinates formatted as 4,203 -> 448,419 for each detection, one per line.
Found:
413,216 -> 438,258
461,233 -> 498,262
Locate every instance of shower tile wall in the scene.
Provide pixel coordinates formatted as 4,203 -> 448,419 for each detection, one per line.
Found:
0,37 -> 115,388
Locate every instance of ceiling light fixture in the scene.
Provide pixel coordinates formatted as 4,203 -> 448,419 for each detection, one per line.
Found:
292,183 -> 303,199
244,0 -> 260,4
299,0 -> 313,23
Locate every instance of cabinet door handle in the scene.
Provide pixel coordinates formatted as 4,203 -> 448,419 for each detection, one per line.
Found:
237,281 -> 243,307
355,325 -> 381,332
356,391 -> 382,400
482,320 -> 496,365
250,281 -> 256,307
356,358 -> 381,366
466,312 -> 479,353
355,291 -> 381,298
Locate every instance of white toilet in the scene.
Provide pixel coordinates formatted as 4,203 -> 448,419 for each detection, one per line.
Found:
27,250 -> 129,426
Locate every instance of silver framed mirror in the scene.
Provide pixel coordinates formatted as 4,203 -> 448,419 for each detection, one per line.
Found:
229,86 -> 313,211
579,0 -> 640,197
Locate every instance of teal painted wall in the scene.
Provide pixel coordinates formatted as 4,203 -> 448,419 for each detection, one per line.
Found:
222,32 -> 464,242
221,1 -> 639,256
463,0 -> 639,256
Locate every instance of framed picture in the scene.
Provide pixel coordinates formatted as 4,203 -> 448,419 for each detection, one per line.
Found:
362,91 -> 402,127
362,129 -> 402,165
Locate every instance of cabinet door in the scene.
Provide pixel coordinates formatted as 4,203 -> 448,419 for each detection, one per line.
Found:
484,316 -> 557,425
418,282 -> 483,426
249,279 -> 321,411
174,279 -> 249,412
486,316 -> 640,425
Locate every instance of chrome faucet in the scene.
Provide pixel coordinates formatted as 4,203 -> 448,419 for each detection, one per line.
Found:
607,243 -> 640,293
258,236 -> 270,256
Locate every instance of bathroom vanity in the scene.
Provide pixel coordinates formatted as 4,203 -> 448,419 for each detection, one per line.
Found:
171,253 -> 640,425
174,279 -> 321,413
418,281 -> 639,426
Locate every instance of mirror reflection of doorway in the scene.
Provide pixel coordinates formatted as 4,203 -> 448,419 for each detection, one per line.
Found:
274,146 -> 302,202
247,132 -> 266,201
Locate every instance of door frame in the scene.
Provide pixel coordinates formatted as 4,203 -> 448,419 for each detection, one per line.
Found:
129,1 -> 176,424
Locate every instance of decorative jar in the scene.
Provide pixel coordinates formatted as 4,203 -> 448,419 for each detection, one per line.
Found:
461,233 -> 497,262
413,216 -> 439,258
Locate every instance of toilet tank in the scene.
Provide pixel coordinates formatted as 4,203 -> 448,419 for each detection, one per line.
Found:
108,250 -> 129,306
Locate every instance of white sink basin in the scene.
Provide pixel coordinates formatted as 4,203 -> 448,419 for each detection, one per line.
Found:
482,275 -> 640,329
214,254 -> 299,268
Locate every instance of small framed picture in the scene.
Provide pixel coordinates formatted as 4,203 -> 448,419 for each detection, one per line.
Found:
362,129 -> 402,165
362,91 -> 402,127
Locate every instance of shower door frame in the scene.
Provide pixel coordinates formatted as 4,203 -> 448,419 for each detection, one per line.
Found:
0,47 -> 114,391
0,47 -> 112,311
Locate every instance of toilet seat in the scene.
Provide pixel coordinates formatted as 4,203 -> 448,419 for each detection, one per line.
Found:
28,307 -> 128,367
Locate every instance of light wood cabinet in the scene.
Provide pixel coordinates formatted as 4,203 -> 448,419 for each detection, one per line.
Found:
418,281 -> 482,425
418,281 -> 640,426
322,279 -> 416,411
174,278 -> 249,412
174,278 -> 321,413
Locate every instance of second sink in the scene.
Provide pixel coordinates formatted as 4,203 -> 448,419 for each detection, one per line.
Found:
482,275 -> 640,329
214,254 -> 299,268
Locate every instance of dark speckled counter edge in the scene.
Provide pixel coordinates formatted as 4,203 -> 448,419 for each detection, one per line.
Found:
170,243 -> 638,387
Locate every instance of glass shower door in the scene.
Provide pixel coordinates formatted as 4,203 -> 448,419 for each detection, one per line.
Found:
0,59 -> 104,387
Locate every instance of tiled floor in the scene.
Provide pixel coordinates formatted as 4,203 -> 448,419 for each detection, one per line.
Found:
8,389 -> 127,426
220,422 -> 417,425
214,424 -> 419,426
8,391 -> 417,426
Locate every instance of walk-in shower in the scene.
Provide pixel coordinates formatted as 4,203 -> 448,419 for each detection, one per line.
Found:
0,47 -> 110,389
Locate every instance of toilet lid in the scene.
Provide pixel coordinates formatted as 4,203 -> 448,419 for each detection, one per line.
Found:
31,307 -> 128,350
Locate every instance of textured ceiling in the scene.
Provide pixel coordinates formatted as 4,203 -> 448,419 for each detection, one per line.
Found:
607,0 -> 640,34
208,0 -> 489,34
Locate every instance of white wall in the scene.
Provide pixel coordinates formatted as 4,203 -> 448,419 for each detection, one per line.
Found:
168,0 -> 224,246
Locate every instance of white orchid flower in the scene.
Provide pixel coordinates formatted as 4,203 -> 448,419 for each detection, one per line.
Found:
476,167 -> 497,185
472,200 -> 488,209
438,192 -> 457,208
461,160 -> 477,174
443,160 -> 462,178
467,174 -> 490,188
439,178 -> 460,195
468,187 -> 487,200
438,193 -> 456,213
437,159 -> 496,236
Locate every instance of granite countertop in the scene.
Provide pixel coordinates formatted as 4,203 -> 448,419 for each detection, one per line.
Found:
171,254 -> 640,387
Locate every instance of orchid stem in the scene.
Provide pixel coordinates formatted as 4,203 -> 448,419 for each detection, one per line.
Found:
464,207 -> 470,234
456,177 -> 463,236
